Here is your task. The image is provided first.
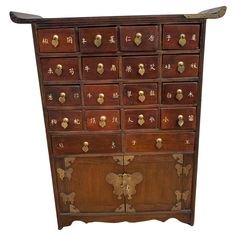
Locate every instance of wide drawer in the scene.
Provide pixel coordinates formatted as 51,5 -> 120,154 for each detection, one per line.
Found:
86,110 -> 120,130
82,57 -> 118,80
124,109 -> 159,129
83,84 -> 120,106
48,111 -> 83,131
120,26 -> 159,51
163,24 -> 200,50
162,82 -> 198,104
123,83 -> 158,105
38,28 -> 76,53
41,58 -> 79,82
44,86 -> 81,107
161,107 -> 196,130
79,27 -> 118,53
122,56 -> 159,79
162,55 -> 199,78
126,132 -> 195,152
52,134 -> 122,155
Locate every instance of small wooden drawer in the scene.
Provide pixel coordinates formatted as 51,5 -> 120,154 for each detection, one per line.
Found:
126,132 -> 195,152
162,82 -> 198,104
162,55 -> 199,78
83,85 -> 119,106
79,27 -> 118,53
120,26 -> 159,51
122,56 -> 159,79
123,83 -> 158,105
52,134 -> 122,155
38,28 -> 76,53
48,111 -> 83,131
163,24 -> 200,50
161,107 -> 196,130
44,86 -> 81,107
41,58 -> 79,82
124,109 -> 158,129
82,57 -> 119,80
86,110 -> 120,130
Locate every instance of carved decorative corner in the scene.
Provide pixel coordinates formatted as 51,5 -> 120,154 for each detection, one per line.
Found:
64,157 -> 75,168
115,203 -> 125,212
113,155 -> 134,166
126,204 -> 136,213
172,202 -> 182,211
69,204 -> 80,213
115,203 -> 136,213
57,167 -> 73,180
60,192 -> 75,205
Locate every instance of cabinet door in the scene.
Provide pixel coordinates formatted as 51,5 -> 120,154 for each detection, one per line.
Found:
124,154 -> 193,212
56,156 -> 124,213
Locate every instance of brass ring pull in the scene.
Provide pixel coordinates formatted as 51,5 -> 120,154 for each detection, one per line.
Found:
82,141 -> 89,153
58,92 -> 66,104
97,93 -> 105,104
138,63 -> 145,76
61,117 -> 69,129
177,114 -> 184,127
178,33 -> 186,47
51,34 -> 59,48
99,115 -> 107,128
97,63 -> 104,75
134,32 -> 142,46
138,114 -> 145,126
138,90 -> 145,102
156,138 -> 163,149
176,89 -> 183,101
94,34 -> 102,47
55,64 -> 63,76
177,61 -> 185,74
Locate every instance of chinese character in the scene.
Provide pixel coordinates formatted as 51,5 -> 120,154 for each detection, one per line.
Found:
150,90 -> 155,96
188,115 -> 194,122
166,34 -> 171,41
127,91 -> 132,97
164,64 -> 171,69
42,38 -> 49,44
87,93 -> 92,99
188,91 -> 194,98
148,35 -> 155,42
125,66 -> 132,73
166,92 -> 172,99
66,36 -> 73,44
90,117 -> 96,124
48,68 -> 53,74
110,65 -> 117,71
112,92 -> 119,99
112,117 -> 118,123
84,65 -> 90,72
69,68 -> 75,75
128,117 -> 134,123
82,38 -> 87,44
191,34 -> 196,41
125,36 -> 131,42
149,117 -> 155,123
109,36 -> 115,43
150,64 -> 156,71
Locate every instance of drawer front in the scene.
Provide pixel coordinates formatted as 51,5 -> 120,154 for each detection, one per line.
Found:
124,109 -> 159,129
48,111 -> 83,131
79,27 -> 118,53
163,24 -> 200,50
44,86 -> 81,107
83,85 -> 120,106
126,132 -> 195,152
38,28 -> 76,53
86,110 -> 120,130
41,58 -> 79,81
120,26 -> 159,51
52,134 -> 122,155
161,108 -> 196,130
123,83 -> 158,105
82,57 -> 118,80
122,56 -> 159,79
162,55 -> 199,78
162,82 -> 198,104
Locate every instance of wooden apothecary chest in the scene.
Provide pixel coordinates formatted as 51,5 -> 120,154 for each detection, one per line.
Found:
10,6 -> 226,229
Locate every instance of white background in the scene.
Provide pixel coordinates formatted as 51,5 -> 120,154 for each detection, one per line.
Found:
1,0 -> 236,235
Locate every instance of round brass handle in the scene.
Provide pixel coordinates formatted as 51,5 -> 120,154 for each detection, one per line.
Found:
94,34 -> 102,47
178,33 -> 186,47
177,61 -> 185,74
177,114 -> 184,127
138,90 -> 145,102
97,63 -> 104,75
99,115 -> 107,128
176,89 -> 183,101
138,114 -> 145,126
138,63 -> 145,76
61,117 -> 69,129
58,92 -> 66,104
55,64 -> 63,76
134,32 -> 142,46
156,138 -> 163,149
97,93 -> 105,104
82,141 -> 89,153
51,34 -> 59,47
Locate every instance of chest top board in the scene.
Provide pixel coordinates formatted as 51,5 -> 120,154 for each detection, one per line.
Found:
10,6 -> 226,229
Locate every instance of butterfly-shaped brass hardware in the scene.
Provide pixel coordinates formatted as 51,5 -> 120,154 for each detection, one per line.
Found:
175,190 -> 190,202
60,192 -> 75,205
64,157 -> 75,168
175,164 -> 192,177
57,168 -> 73,180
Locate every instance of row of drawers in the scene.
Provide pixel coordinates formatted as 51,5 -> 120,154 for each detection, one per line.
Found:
38,24 -> 200,53
42,55 -> 199,81
48,107 -> 196,131
52,132 -> 195,155
45,82 -> 198,107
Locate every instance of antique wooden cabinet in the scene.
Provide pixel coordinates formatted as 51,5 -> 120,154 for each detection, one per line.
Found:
10,6 -> 226,229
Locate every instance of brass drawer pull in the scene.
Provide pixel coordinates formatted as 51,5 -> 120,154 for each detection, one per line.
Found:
138,63 -> 145,76
58,92 -> 66,104
55,64 -> 63,76
134,32 -> 142,46
94,34 -> 102,47
99,115 -> 107,128
82,141 -> 89,153
138,114 -> 145,126
177,61 -> 185,73
178,114 -> 184,127
61,117 -> 69,129
97,93 -> 105,104
51,34 -> 59,48
176,89 -> 183,101
97,63 -> 104,75
178,33 -> 186,47
156,138 -> 163,149
138,90 -> 145,102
